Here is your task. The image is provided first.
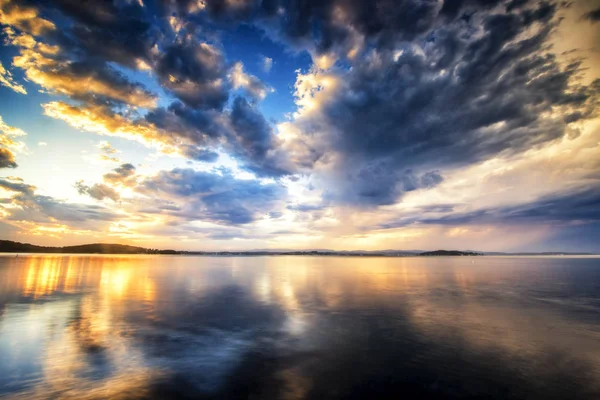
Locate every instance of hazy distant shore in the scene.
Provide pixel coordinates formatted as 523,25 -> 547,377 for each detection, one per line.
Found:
0,240 -> 594,257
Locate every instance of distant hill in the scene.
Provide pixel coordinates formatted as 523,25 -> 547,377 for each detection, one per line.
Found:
0,240 -> 177,254
481,251 -> 594,256
419,250 -> 481,256
0,240 -> 592,256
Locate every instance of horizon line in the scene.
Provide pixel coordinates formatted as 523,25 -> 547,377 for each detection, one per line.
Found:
0,240 -> 597,255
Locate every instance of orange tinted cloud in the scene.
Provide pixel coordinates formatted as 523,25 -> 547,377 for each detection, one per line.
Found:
0,0 -> 55,36
42,102 -> 174,151
0,60 -> 26,94
12,48 -> 156,108
0,115 -> 27,168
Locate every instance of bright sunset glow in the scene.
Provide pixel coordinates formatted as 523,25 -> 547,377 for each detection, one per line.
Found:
0,0 -> 599,252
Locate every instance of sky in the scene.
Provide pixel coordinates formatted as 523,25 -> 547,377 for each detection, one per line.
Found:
0,0 -> 599,252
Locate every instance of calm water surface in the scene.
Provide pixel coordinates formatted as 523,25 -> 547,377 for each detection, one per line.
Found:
0,255 -> 599,399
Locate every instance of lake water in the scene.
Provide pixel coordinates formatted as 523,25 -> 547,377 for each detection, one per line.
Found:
0,255 -> 599,399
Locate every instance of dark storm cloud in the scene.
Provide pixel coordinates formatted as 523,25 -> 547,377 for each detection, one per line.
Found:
175,0 -> 600,206
145,102 -> 226,144
289,2 -> 599,205
376,186 -> 600,230
0,148 -> 17,168
5,0 -> 283,176
2,1 -> 157,107
321,160 -> 446,206
182,147 -> 220,162
155,37 -> 230,110
4,0 -> 283,176
137,168 -> 285,224
5,0 -> 600,212
227,97 -> 290,177
195,0 -> 521,56
28,0 -> 158,67
583,7 -> 600,22
420,171 -> 444,188
146,98 -> 291,176
492,187 -> 600,223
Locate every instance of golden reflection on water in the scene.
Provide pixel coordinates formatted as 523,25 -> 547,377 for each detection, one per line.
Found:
9,255 -> 158,303
0,256 -> 164,399
0,255 -> 599,399
24,257 -> 69,298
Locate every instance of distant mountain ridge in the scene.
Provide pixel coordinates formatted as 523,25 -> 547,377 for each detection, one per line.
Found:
0,240 -> 593,256
420,250 -> 480,256
0,240 -> 176,254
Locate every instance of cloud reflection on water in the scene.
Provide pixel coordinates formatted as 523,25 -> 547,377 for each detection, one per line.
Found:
0,255 -> 599,399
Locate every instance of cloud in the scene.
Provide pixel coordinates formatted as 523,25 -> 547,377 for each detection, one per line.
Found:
1,0 -> 599,249
98,155 -> 120,163
144,102 -> 228,147
196,0 -> 521,60
227,97 -> 291,176
0,177 -> 118,224
0,148 -> 17,168
0,178 -> 35,195
26,0 -> 156,68
136,168 -> 286,225
43,100 -> 292,176
11,51 -> 157,107
0,115 -> 26,137
407,186 -> 600,228
182,147 -> 220,162
75,181 -> 120,202
281,2 -> 600,205
319,158 -> 446,206
98,141 -> 117,154
102,163 -> 137,186
262,56 -> 273,73
94,141 -> 121,162
583,7 -> 600,22
42,102 -> 173,149
0,61 -> 26,94
0,115 -> 27,168
366,122 -> 600,233
287,203 -> 326,212
155,38 -> 230,110
2,0 -> 291,180
2,0 -> 287,178
1,9 -> 156,108
0,0 -> 55,36
497,187 -> 600,223
229,62 -> 272,100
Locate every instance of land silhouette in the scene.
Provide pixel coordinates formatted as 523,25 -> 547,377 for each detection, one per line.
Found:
0,240 -> 592,256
